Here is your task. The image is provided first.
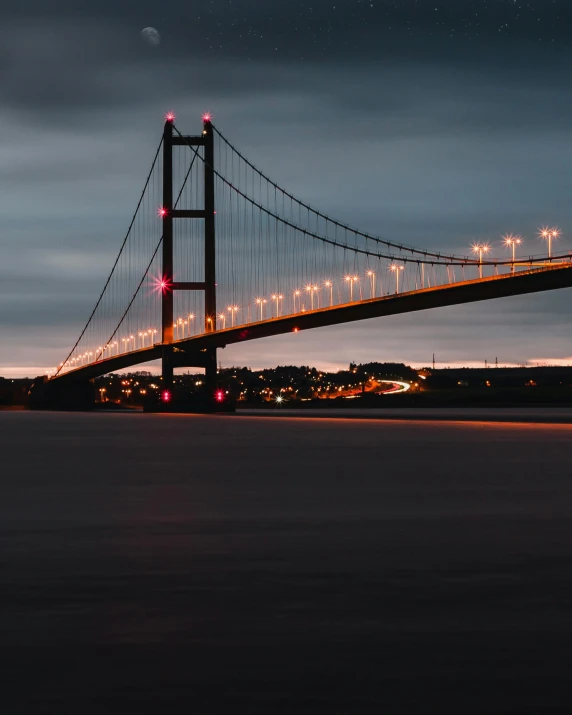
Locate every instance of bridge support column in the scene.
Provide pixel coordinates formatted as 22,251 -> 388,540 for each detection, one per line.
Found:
161,115 -> 217,402
162,119 -> 174,392
203,118 -> 217,397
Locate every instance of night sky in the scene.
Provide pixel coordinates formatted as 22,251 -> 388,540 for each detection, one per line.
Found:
3,0 -> 572,376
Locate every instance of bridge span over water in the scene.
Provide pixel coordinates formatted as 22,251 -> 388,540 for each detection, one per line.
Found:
52,263 -> 572,385
44,115 -> 572,400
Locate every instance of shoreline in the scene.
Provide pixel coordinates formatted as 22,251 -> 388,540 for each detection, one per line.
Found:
237,406 -> 572,424
4,405 -> 572,424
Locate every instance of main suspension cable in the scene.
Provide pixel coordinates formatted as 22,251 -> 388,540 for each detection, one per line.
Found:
213,125 -> 566,267
94,146 -> 200,362
55,138 -> 163,376
213,125 -> 473,263
176,126 -> 558,268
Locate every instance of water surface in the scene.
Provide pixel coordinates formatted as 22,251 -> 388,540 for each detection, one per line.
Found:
1,412 -> 571,713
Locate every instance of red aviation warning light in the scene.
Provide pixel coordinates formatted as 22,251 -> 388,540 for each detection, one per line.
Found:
161,390 -> 171,403
215,389 -> 225,403
165,111 -> 176,123
157,207 -> 168,218
153,275 -> 171,293
202,112 -> 212,123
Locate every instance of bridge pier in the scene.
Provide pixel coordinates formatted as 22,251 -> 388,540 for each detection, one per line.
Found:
28,375 -> 95,410
162,345 -> 174,394
204,347 -> 217,397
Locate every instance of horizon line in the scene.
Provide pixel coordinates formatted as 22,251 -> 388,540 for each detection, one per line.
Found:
2,357 -> 572,380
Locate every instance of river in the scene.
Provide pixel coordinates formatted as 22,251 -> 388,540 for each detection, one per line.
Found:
1,411 -> 571,713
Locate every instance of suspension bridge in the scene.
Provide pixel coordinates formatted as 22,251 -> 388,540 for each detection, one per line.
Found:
37,113 -> 572,406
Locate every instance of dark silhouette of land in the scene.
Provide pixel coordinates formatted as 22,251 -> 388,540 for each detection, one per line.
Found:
5,362 -> 572,410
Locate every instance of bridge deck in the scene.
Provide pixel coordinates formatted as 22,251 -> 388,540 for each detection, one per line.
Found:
51,264 -> 572,383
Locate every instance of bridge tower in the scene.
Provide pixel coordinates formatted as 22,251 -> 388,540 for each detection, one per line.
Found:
161,115 -> 217,396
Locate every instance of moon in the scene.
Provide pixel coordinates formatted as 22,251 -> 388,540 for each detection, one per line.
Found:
141,27 -> 161,47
